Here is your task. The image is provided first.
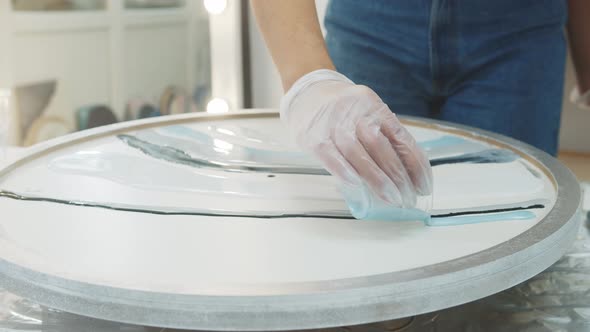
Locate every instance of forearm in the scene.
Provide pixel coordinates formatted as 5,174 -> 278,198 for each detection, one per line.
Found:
567,0 -> 590,93
250,0 -> 335,90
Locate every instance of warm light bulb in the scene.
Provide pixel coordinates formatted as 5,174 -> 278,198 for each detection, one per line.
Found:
203,0 -> 227,15
206,98 -> 230,114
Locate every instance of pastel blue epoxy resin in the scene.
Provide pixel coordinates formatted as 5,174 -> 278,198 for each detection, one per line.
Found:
427,211 -> 536,227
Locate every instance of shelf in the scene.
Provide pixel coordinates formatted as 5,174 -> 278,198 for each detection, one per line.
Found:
124,8 -> 189,27
12,0 -> 106,11
11,0 -> 186,11
13,8 -> 190,33
13,12 -> 110,32
125,0 -> 184,9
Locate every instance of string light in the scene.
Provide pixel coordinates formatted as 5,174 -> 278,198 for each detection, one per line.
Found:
206,97 -> 229,114
203,0 -> 227,15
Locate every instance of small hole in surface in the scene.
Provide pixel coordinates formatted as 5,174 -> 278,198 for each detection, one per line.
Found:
267,174 -> 275,178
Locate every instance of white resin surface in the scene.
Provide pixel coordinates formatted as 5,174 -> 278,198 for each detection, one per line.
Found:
0,114 -> 557,296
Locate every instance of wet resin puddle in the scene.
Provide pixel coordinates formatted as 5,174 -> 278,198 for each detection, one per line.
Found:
0,124 -> 552,227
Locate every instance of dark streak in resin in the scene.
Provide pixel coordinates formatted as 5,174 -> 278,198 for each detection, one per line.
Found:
0,190 -> 544,220
118,134 -> 330,176
432,204 -> 545,218
118,135 -> 520,176
0,190 -> 353,219
430,149 -> 518,167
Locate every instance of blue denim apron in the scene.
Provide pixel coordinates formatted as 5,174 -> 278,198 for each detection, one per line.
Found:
325,0 -> 568,155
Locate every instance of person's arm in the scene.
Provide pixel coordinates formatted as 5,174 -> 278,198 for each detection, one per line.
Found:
250,0 -> 334,90
249,1 -> 433,219
568,0 -> 590,93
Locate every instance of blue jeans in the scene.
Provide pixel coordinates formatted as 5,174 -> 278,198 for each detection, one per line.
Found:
325,0 -> 567,155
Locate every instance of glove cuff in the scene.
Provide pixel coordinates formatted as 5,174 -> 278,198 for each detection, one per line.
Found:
279,69 -> 354,122
570,86 -> 590,111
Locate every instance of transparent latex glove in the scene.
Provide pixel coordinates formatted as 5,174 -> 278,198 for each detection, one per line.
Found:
570,86 -> 590,110
280,70 -> 433,220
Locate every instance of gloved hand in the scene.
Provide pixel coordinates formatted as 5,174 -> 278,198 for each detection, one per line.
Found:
280,69 -> 433,219
570,86 -> 590,111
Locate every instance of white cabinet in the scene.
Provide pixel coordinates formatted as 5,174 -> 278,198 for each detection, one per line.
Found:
0,0 -> 244,146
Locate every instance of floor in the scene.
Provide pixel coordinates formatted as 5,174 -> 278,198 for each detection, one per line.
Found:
558,151 -> 590,182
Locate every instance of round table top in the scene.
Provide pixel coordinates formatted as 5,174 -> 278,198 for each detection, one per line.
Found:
0,109 -> 582,331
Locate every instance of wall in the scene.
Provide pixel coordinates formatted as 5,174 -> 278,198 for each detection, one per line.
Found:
559,59 -> 590,153
248,1 -> 590,153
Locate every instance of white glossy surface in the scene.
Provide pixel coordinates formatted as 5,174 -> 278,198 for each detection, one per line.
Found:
0,114 -> 557,296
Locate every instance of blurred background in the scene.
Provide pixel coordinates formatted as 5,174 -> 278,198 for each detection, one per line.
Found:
0,0 -> 588,179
